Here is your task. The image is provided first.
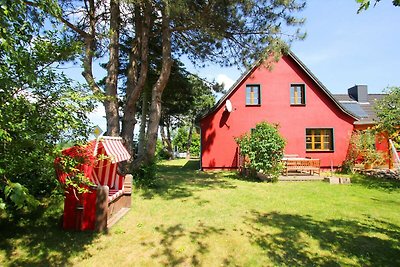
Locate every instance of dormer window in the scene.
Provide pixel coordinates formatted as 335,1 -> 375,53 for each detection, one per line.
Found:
246,84 -> 261,105
290,84 -> 305,105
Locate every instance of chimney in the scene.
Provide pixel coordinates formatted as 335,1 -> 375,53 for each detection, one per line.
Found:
348,85 -> 368,103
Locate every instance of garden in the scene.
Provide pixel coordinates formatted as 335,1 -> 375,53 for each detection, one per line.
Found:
1,159 -> 400,266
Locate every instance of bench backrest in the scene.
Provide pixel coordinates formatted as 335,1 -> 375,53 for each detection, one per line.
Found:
284,159 -> 320,168
91,145 -> 124,190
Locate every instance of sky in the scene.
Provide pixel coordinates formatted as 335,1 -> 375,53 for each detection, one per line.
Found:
81,0 -> 400,131
189,0 -> 400,94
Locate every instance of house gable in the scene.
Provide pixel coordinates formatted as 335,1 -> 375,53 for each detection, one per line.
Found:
201,51 -> 359,122
200,52 -> 358,169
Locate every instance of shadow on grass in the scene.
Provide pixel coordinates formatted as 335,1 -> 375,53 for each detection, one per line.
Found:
182,159 -> 201,170
0,203 -> 99,266
244,210 -> 400,266
140,160 -> 239,200
141,221 -> 225,266
351,173 -> 400,192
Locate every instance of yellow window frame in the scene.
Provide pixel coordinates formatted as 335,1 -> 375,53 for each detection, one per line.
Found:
306,128 -> 333,151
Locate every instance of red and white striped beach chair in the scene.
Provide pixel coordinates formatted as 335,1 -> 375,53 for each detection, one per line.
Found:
55,136 -> 133,231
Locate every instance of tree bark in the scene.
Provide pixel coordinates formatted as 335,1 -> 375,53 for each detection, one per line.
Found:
160,125 -> 173,159
137,86 -> 150,158
56,0 -> 118,135
104,0 -> 120,136
166,118 -> 174,158
79,0 -> 102,96
186,120 -> 194,159
144,2 -> 172,164
160,117 -> 174,159
121,2 -> 151,158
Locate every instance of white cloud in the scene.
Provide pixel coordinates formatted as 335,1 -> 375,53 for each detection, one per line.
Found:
216,74 -> 235,90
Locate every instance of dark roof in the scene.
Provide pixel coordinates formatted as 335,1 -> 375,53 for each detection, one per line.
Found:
332,94 -> 353,102
340,102 -> 369,118
200,51 -> 359,121
333,94 -> 386,125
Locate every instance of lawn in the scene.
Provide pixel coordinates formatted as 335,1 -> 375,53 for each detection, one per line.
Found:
1,159 -> 400,266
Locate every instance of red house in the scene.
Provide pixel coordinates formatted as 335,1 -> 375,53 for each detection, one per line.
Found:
200,51 -> 389,170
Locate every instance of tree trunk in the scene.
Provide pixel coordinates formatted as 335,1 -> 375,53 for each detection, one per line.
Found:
144,2 -> 172,164
121,2 -> 151,159
57,0 -> 119,136
79,0 -> 102,96
137,86 -> 150,158
160,125 -> 173,159
166,118 -> 174,158
104,0 -> 120,136
160,117 -> 174,159
186,120 -> 194,159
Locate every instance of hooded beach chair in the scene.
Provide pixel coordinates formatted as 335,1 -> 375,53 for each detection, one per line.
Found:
55,136 -> 133,231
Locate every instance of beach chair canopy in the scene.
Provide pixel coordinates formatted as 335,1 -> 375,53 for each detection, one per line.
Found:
55,136 -> 131,187
95,136 -> 131,164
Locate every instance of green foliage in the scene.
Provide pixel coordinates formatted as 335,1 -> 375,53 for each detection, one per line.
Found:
156,140 -> 171,160
160,71 -> 217,126
132,160 -> 159,188
236,122 -> 286,182
172,126 -> 201,157
4,180 -> 39,211
356,0 -> 400,13
374,86 -> 400,143
173,127 -> 189,152
189,132 -> 201,157
0,0 -> 95,214
170,0 -> 306,67
55,144 -> 97,194
344,130 -> 385,172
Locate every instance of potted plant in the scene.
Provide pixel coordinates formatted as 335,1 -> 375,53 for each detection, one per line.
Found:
348,130 -> 385,170
362,148 -> 384,169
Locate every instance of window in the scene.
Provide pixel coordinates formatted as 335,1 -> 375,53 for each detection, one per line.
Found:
306,128 -> 334,151
246,85 -> 261,105
290,84 -> 305,105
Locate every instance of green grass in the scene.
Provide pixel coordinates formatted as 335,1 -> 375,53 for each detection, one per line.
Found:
1,159 -> 400,266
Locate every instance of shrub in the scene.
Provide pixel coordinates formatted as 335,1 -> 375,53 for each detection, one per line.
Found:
189,132 -> 201,157
235,122 -> 286,182
132,160 -> 158,188
156,140 -> 171,160
172,126 -> 200,157
343,129 -> 385,172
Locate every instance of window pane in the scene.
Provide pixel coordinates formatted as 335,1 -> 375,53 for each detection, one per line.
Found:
290,85 -> 296,103
246,85 -> 260,105
305,128 -> 333,151
297,88 -> 302,104
290,84 -> 305,105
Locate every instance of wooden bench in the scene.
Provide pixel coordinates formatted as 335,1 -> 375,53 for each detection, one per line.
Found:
282,158 -> 320,176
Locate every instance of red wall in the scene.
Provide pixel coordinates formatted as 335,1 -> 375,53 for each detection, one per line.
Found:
201,55 -> 356,169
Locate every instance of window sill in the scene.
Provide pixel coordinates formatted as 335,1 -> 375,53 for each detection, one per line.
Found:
290,104 -> 306,106
245,104 -> 261,107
